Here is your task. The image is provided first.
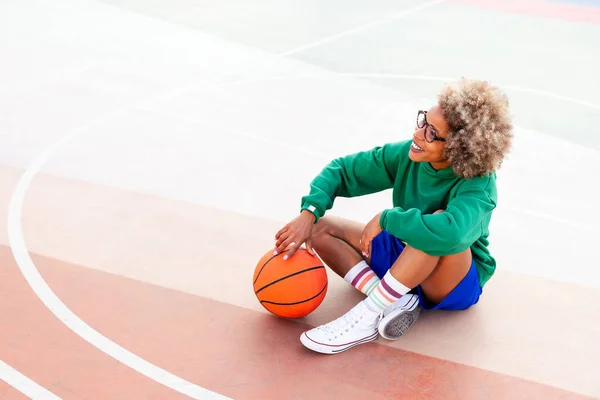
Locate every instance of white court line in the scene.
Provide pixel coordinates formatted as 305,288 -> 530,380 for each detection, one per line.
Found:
280,0 -> 448,56
6,2 -> 447,399
0,360 -> 61,400
222,72 -> 600,111
133,107 -> 333,159
7,105 -> 230,400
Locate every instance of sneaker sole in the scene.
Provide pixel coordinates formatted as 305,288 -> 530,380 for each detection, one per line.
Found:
300,331 -> 378,355
378,297 -> 420,340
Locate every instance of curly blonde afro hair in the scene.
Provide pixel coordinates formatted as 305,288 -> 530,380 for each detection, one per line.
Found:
437,77 -> 514,179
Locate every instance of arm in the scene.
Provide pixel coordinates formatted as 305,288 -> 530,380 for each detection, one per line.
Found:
379,176 -> 497,255
300,141 -> 407,222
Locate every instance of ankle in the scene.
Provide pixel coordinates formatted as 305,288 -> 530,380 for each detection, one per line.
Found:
344,261 -> 381,296
364,271 -> 411,313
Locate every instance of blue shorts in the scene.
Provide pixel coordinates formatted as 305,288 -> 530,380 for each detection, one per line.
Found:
370,230 -> 482,311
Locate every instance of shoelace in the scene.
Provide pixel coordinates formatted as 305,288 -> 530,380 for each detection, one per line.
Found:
317,305 -> 366,336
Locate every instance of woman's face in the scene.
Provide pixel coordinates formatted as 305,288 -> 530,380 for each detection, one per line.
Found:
408,104 -> 451,170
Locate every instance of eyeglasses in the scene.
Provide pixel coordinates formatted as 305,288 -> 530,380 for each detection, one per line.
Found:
417,110 -> 446,143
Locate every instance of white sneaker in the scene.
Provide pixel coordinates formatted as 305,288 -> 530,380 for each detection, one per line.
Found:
300,301 -> 381,354
378,294 -> 420,340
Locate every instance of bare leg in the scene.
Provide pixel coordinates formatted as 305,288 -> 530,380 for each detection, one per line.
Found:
309,216 -> 366,278
389,245 -> 472,304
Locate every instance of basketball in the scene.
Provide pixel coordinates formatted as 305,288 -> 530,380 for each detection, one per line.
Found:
253,248 -> 328,318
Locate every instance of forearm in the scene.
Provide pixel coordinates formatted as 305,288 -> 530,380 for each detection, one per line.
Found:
301,145 -> 399,221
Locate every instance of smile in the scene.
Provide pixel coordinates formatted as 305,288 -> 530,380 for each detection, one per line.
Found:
411,141 -> 424,152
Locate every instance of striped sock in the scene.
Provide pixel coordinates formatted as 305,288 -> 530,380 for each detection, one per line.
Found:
344,261 -> 380,296
364,271 -> 410,313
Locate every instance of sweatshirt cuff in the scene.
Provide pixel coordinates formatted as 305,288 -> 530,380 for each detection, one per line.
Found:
379,208 -> 394,229
379,207 -> 405,232
300,203 -> 323,223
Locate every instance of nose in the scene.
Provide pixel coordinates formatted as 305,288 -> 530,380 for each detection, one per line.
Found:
413,127 -> 425,141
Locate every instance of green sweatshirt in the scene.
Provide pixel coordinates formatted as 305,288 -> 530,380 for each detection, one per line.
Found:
300,139 -> 498,288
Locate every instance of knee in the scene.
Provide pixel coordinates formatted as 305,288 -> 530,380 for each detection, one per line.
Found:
433,209 -> 445,215
401,243 -> 437,260
311,217 -> 335,247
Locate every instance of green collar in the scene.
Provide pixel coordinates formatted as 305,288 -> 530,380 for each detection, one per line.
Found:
423,162 -> 456,178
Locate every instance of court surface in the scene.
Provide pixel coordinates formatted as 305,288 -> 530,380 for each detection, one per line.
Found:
1,0 -> 600,398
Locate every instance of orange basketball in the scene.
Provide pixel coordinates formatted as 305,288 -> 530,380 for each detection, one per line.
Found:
253,248 -> 328,318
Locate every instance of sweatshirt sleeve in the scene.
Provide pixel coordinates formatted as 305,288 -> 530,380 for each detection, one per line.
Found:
379,176 -> 497,255
300,141 -> 407,222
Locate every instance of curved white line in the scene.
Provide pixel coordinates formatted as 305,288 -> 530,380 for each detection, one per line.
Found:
7,108 -> 230,400
0,360 -> 61,400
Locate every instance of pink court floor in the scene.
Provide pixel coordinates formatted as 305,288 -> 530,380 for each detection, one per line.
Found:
2,0 -> 600,399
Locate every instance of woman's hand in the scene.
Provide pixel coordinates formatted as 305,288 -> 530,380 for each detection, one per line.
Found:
274,210 -> 317,260
360,211 -> 383,260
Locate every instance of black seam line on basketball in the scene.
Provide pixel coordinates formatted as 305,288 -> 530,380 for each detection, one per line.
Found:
260,283 -> 327,306
254,265 -> 325,295
253,249 -> 289,285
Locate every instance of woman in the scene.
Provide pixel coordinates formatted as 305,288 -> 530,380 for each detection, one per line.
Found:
273,78 -> 513,354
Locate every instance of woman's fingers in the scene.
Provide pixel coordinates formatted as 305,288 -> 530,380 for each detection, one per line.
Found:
275,225 -> 288,241
283,241 -> 301,260
305,238 -> 315,256
275,235 -> 296,256
274,230 -> 290,254
360,232 -> 368,258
